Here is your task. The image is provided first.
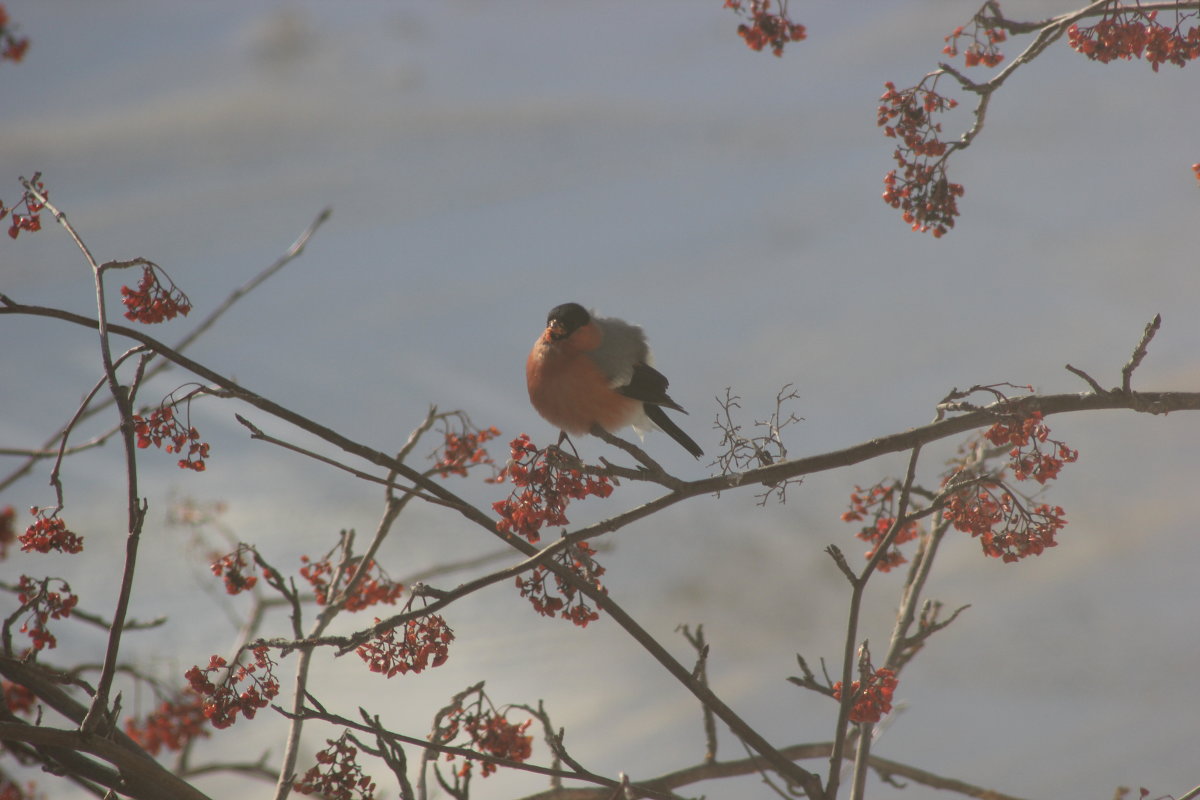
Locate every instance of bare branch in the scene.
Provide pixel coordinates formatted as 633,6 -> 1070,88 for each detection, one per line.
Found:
513,741 -> 1033,800
1122,313 -> 1162,393
589,425 -> 681,488
1065,364 -> 1106,394
280,703 -> 682,800
0,208 -> 330,494
677,624 -> 718,763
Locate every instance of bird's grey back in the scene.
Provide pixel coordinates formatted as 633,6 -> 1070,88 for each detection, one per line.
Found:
590,314 -> 650,388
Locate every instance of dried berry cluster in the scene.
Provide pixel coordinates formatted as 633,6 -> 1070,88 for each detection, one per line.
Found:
833,666 -> 898,724
299,555 -> 404,611
942,2 -> 1008,68
940,411 -> 1076,562
514,540 -> 607,627
842,483 -> 922,571
724,0 -> 806,56
120,264 -> 192,324
184,647 -> 280,730
355,614 -> 454,678
878,79 -> 964,237
0,506 -> 13,560
124,695 -> 210,755
0,5 -> 28,63
433,423 -> 501,478
210,545 -> 260,595
294,733 -> 378,800
133,404 -> 210,471
844,407 -> 1078,566
493,434 -> 613,544
14,575 -> 78,652
1068,7 -> 1200,71
1,173 -> 43,239
432,687 -> 534,779
19,510 -> 83,555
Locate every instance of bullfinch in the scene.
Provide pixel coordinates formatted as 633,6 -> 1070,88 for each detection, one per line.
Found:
526,302 -> 704,459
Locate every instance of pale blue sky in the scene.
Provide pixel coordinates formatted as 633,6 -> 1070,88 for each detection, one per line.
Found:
2,3 -> 1199,798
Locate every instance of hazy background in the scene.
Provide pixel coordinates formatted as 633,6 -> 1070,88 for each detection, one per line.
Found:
2,2 -> 1198,798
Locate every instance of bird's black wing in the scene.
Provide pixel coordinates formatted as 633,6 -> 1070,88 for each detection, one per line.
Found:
615,363 -> 686,412
644,403 -> 704,458
617,363 -> 703,457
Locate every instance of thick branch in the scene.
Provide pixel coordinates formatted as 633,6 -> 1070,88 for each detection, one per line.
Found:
514,741 -> 1031,800
7,300 -> 1195,530
7,300 -> 1197,797
0,721 -> 212,800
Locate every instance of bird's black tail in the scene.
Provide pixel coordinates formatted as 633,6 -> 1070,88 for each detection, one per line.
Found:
644,403 -> 703,459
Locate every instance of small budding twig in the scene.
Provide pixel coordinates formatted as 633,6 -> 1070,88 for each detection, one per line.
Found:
1066,313 -> 1163,397
589,425 -> 683,489
1122,313 -> 1161,394
678,624 -> 718,763
712,385 -> 804,504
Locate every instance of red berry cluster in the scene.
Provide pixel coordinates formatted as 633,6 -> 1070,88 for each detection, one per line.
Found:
943,489 -> 1066,563
434,423 -> 500,478
841,482 -> 922,571
983,410 -> 1078,485
943,20 -> 1007,67
2,679 -> 36,716
433,687 -> 533,779
724,0 -> 806,57
514,540 -> 606,627
123,694 -> 210,756
15,575 -> 78,651
355,614 -> 454,678
0,505 -> 13,560
941,411 -> 1075,563
133,404 -> 210,471
493,434 -> 613,544
294,733 -> 378,800
210,546 -> 259,595
19,509 -> 83,555
0,5 -> 28,63
1,173 -> 44,240
0,778 -> 38,800
184,646 -> 280,730
299,556 -> 404,612
833,666 -> 898,724
878,79 -> 964,237
120,264 -> 192,324
1068,8 -> 1200,71
457,713 -> 533,778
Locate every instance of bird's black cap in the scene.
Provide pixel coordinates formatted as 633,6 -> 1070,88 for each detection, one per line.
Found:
546,302 -> 590,334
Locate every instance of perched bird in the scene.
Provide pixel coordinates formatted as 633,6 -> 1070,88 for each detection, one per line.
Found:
526,302 -> 703,458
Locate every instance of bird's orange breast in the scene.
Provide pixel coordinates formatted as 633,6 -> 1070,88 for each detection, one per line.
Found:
526,333 -> 640,436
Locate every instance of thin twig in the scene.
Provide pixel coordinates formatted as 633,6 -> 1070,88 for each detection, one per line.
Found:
271,407 -> 444,800
279,704 -> 682,800
5,300 -> 1199,503
21,180 -> 150,739
0,208 -> 331,495
1122,313 -> 1162,393
828,444 -> 922,800
589,425 -> 680,488
677,624 -> 718,763
7,298 -> 1200,797
512,740 -> 1033,800
1065,364 -> 1105,394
